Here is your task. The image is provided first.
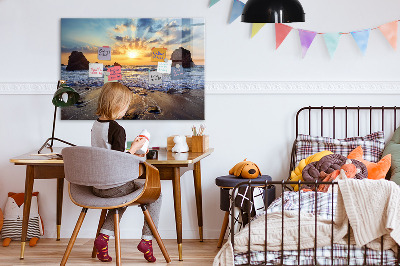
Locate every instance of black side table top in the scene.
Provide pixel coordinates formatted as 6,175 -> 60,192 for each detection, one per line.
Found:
215,175 -> 272,188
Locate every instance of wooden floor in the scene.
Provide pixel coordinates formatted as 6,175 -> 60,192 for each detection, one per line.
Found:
0,239 -> 222,265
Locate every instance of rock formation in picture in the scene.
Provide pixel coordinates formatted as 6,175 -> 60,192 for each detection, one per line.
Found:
66,51 -> 89,71
170,47 -> 195,68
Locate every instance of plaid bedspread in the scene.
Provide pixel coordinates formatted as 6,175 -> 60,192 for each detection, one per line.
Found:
234,191 -> 397,265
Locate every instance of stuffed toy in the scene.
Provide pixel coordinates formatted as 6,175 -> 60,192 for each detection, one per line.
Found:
289,150 -> 333,191
172,135 -> 189,153
1,192 -> 44,247
348,146 -> 391,180
229,159 -> 261,179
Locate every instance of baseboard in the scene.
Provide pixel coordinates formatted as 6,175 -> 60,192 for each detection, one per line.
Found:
1,81 -> 400,94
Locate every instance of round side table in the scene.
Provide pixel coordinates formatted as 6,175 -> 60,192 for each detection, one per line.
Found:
215,175 -> 275,248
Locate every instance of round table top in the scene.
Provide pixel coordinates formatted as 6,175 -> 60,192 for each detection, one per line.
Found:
215,175 -> 272,188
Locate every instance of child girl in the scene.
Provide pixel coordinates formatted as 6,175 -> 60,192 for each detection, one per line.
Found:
91,82 -> 162,263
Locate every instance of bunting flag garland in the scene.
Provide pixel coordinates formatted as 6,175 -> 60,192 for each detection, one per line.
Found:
323,33 -> 341,58
298,30 -> 317,58
378,21 -> 398,50
229,0 -> 245,24
251,23 -> 266,38
209,0 -> 220,7
275,23 -> 293,49
207,3 -> 400,57
351,29 -> 370,55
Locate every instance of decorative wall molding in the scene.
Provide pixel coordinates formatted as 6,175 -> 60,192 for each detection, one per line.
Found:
1,81 -> 400,95
0,83 -> 56,94
206,81 -> 400,94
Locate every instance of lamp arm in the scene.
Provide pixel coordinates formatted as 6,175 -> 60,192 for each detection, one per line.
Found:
50,105 -> 57,148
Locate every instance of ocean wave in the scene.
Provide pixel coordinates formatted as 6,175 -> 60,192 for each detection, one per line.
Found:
61,65 -> 204,92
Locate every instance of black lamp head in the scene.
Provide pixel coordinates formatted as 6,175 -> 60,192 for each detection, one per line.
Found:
242,0 -> 305,23
52,81 -> 80,107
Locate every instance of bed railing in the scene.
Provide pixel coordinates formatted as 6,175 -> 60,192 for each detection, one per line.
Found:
230,180 -> 400,266
288,106 -> 400,186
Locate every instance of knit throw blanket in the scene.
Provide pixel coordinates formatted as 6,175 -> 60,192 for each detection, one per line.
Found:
335,178 -> 399,251
213,179 -> 400,266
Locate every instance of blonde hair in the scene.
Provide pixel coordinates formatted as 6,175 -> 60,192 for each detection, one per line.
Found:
96,82 -> 133,120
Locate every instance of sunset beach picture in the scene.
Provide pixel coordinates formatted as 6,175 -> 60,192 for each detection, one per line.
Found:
61,18 -> 205,120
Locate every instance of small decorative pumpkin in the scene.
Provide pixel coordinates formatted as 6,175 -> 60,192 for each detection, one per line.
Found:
229,159 -> 261,179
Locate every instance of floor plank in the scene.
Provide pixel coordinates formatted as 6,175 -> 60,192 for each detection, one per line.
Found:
0,239 -> 221,265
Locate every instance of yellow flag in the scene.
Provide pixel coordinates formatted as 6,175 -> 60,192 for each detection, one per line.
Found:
251,23 -> 266,38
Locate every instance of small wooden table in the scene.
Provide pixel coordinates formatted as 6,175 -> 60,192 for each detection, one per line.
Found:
10,147 -> 213,261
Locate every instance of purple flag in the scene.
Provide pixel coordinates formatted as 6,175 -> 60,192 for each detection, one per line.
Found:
298,29 -> 317,58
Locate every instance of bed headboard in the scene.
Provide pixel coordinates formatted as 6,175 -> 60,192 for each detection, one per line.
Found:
290,106 -> 400,179
295,106 -> 400,138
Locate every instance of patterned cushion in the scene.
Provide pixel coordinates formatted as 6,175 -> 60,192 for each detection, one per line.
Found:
295,131 -> 385,166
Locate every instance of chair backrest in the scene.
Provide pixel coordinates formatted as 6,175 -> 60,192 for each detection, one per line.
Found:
62,146 -> 145,187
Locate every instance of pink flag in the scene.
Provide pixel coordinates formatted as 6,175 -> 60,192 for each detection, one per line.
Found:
378,21 -> 398,50
298,29 -> 317,58
275,23 -> 293,49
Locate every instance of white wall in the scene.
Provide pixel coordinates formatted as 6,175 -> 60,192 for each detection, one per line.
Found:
1,0 -> 400,240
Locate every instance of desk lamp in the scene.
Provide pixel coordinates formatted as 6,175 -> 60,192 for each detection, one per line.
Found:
38,80 -> 80,154
241,0 -> 305,23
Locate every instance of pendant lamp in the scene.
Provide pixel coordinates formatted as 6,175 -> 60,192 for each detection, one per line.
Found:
241,0 -> 305,23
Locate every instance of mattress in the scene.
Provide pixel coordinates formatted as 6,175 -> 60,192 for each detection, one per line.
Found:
233,191 -> 397,265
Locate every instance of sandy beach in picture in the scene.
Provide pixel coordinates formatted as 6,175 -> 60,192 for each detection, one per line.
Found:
61,18 -> 205,120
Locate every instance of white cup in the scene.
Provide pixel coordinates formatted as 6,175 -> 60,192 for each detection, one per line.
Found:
135,129 -> 150,154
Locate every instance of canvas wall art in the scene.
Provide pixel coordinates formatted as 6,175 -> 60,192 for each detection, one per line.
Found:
61,18 -> 205,120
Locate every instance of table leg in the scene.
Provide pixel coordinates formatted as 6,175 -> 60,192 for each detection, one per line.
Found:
56,178 -> 64,241
193,161 -> 203,242
20,165 -> 35,259
172,167 -> 183,261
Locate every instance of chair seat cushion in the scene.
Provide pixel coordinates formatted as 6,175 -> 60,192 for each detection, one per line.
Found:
69,180 -> 145,208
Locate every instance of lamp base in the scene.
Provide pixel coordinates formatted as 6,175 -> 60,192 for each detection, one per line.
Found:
38,137 -> 76,154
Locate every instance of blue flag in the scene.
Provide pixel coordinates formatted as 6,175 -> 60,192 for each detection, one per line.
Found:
229,0 -> 245,23
351,29 -> 370,55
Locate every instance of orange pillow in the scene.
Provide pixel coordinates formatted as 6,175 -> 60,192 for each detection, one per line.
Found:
347,146 -> 391,180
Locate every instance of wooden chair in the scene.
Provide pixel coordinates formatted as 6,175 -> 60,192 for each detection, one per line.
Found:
60,146 -> 171,265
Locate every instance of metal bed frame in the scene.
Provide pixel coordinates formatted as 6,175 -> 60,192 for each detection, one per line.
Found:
230,106 -> 400,266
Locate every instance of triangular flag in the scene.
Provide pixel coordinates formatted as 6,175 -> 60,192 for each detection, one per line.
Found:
298,29 -> 317,58
209,0 -> 220,7
251,23 -> 266,38
323,33 -> 341,58
351,29 -> 370,55
275,23 -> 293,49
378,21 -> 397,50
229,0 -> 245,24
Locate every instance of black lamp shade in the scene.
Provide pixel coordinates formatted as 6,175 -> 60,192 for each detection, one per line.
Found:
241,0 -> 305,23
52,84 -> 79,107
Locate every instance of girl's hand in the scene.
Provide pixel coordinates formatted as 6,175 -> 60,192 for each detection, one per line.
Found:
134,148 -> 149,157
129,137 -> 147,155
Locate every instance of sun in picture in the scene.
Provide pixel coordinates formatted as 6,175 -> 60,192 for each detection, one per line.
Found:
127,50 -> 138,58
